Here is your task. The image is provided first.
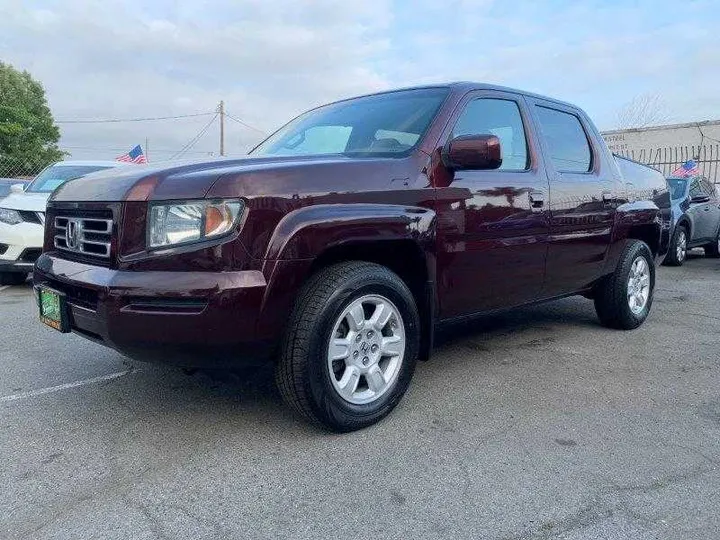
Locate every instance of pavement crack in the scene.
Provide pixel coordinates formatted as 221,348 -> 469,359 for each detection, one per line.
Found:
136,502 -> 174,540
682,311 -> 720,321
611,464 -> 718,495
499,494 -> 615,539
166,503 -> 228,537
500,463 -> 719,540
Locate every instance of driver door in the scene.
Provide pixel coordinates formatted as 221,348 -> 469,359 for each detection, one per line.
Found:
435,91 -> 550,318
688,177 -> 715,241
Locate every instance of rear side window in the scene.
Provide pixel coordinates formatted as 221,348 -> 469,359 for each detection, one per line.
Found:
535,106 -> 592,173
452,98 -> 529,171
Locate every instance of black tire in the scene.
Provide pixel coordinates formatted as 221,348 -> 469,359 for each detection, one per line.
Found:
0,272 -> 27,286
276,261 -> 420,432
663,225 -> 687,266
704,233 -> 720,258
594,240 -> 655,330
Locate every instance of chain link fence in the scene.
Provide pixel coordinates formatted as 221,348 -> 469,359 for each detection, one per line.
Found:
0,156 -> 52,180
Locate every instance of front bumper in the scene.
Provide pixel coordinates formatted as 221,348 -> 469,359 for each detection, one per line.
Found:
0,221 -> 44,273
0,256 -> 37,273
33,253 -> 273,367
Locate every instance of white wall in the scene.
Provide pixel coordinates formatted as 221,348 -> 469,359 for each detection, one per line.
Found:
601,121 -> 720,182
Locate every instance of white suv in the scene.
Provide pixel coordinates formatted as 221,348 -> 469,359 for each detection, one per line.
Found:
0,160 -> 124,284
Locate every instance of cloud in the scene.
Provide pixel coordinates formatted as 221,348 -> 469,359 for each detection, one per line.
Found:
0,0 -> 393,159
0,0 -> 718,161
385,0 -> 720,129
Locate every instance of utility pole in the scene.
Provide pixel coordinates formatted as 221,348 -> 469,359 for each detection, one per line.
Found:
219,100 -> 225,157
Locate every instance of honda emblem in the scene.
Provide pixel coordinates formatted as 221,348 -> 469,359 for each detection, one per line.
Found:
66,219 -> 80,250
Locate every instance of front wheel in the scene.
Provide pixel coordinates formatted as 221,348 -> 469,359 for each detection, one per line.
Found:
663,225 -> 687,266
276,261 -> 420,432
594,240 -> 655,330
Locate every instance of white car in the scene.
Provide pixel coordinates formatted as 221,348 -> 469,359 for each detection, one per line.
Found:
0,160 -> 124,284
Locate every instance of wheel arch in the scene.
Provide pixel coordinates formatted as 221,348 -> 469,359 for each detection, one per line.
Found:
607,202 -> 666,271
256,204 -> 437,359
626,223 -> 660,257
676,215 -> 691,238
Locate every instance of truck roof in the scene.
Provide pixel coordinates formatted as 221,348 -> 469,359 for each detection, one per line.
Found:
328,82 -> 579,111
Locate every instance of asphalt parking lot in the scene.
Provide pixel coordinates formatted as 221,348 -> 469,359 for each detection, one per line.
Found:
1,256 -> 719,540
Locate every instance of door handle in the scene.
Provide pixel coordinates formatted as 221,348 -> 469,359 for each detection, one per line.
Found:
529,191 -> 545,210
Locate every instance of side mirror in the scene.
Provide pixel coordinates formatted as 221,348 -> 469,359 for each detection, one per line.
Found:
442,134 -> 502,171
10,183 -> 25,194
691,194 -> 710,204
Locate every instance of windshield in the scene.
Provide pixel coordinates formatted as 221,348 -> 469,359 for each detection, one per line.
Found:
667,178 -> 688,200
26,164 -> 114,193
251,88 -> 449,158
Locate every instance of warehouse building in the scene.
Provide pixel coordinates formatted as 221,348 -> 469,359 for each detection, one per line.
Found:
602,120 -> 720,184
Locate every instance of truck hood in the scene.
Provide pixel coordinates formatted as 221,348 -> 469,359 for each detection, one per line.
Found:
0,191 -> 50,212
50,155 -> 414,202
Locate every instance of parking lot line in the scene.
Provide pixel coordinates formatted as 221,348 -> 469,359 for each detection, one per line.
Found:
0,370 -> 135,403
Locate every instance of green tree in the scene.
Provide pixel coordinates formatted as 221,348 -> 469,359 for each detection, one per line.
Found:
0,62 -> 64,177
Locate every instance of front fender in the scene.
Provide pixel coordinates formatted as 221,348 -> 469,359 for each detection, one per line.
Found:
255,204 -> 436,341
263,203 -> 436,261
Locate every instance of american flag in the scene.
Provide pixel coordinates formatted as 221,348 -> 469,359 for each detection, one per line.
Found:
116,144 -> 148,164
670,159 -> 699,178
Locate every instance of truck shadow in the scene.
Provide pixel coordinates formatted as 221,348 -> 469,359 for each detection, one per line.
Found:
434,296 -> 599,350
120,296 -> 599,432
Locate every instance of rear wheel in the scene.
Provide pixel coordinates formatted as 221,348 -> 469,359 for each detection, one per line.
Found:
0,272 -> 27,286
594,240 -> 654,330
664,225 -> 687,266
276,261 -> 420,432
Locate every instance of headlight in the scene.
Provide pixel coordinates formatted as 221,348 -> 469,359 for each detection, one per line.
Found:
148,199 -> 244,249
0,208 -> 22,225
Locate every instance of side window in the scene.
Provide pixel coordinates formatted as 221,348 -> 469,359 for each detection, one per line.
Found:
535,106 -> 592,173
452,98 -> 529,171
701,179 -> 716,197
689,178 -> 704,198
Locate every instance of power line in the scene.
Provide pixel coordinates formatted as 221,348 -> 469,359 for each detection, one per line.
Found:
56,112 -> 216,124
56,108 -> 265,135
170,113 -> 219,160
224,112 -> 267,135
697,125 -> 720,146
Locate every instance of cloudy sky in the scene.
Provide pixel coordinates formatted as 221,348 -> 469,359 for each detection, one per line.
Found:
1,0 -> 717,161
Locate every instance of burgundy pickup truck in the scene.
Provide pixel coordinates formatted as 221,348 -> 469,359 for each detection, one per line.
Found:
34,83 -> 670,431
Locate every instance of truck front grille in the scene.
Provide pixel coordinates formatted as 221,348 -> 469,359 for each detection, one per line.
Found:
54,215 -> 113,259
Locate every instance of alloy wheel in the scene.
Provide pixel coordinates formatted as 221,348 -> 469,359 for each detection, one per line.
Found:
627,256 -> 651,315
327,294 -> 405,405
676,230 -> 687,262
